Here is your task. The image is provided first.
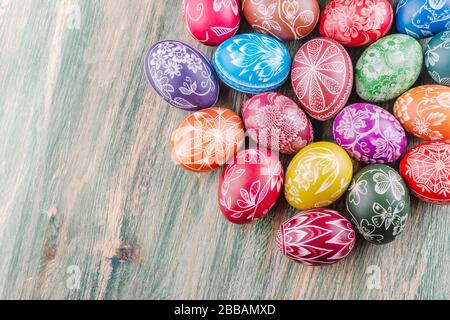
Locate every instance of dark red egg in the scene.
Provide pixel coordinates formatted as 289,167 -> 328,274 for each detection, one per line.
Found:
276,209 -> 356,266
400,141 -> 450,205
218,147 -> 284,224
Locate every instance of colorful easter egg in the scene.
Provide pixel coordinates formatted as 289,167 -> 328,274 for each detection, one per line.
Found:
400,141 -> 450,204
213,33 -> 291,94
394,85 -> 450,141
145,40 -> 219,111
170,107 -> 244,172
291,38 -> 353,121
284,142 -> 353,210
241,92 -> 313,155
425,31 -> 450,85
319,0 -> 393,47
333,103 -> 407,164
218,147 -> 284,224
242,0 -> 320,41
396,0 -> 450,39
182,0 -> 240,47
355,34 -> 423,102
346,164 -> 410,245
276,209 -> 356,266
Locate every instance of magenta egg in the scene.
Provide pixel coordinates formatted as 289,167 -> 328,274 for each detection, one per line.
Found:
333,103 -> 407,164
276,209 -> 356,266
218,147 -> 284,224
182,0 -> 241,47
242,92 -> 313,155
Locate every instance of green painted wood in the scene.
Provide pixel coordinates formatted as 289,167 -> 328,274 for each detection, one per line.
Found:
0,0 -> 448,300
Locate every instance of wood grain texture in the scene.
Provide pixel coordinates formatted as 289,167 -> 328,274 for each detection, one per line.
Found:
0,0 -> 448,300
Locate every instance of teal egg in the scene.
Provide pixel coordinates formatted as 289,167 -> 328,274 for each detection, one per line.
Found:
355,34 -> 423,102
425,31 -> 450,85
346,164 -> 410,245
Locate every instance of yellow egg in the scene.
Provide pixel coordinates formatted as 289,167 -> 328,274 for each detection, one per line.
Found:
284,141 -> 353,210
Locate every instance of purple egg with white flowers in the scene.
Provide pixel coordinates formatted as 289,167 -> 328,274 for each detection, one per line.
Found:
145,40 -> 219,111
333,103 -> 407,164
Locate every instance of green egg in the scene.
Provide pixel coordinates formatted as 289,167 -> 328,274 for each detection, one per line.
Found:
346,164 -> 410,245
355,34 -> 423,102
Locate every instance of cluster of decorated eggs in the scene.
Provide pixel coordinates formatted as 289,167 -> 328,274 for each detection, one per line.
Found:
146,0 -> 450,266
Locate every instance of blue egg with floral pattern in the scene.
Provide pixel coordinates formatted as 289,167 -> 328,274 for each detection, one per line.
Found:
425,31 -> 450,85
212,33 -> 291,94
145,40 -> 219,112
396,0 -> 450,39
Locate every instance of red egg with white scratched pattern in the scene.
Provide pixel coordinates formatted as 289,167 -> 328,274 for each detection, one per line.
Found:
319,0 -> 393,47
400,141 -> 450,205
218,147 -> 284,224
242,92 -> 313,155
291,37 -> 353,121
276,209 -> 356,266
182,0 -> 241,47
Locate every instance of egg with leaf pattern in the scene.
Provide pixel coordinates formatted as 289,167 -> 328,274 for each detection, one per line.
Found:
218,147 -> 284,224
291,37 -> 353,121
213,33 -> 291,94
284,142 -> 353,210
242,0 -> 320,41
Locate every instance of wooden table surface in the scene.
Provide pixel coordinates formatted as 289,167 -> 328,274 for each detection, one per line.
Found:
0,0 -> 448,300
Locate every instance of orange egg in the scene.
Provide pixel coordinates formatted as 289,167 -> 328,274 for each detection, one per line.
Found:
394,85 -> 450,141
170,107 -> 245,172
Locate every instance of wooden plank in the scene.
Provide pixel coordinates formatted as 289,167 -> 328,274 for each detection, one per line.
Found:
0,0 -> 448,300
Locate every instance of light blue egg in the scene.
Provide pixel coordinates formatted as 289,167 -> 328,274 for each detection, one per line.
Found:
396,0 -> 450,39
212,33 -> 291,94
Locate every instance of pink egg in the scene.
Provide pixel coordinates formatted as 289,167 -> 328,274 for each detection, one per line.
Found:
182,0 -> 241,47
291,38 -> 353,121
218,147 -> 284,224
242,92 -> 313,155
276,209 -> 356,266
